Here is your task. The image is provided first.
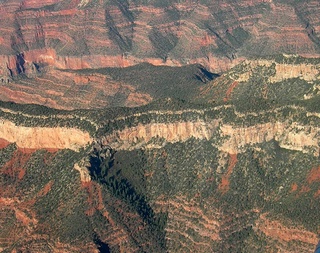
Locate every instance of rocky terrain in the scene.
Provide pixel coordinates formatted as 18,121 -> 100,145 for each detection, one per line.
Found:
0,55 -> 320,252
0,0 -> 320,109
0,0 -> 319,73
0,1 -> 320,250
0,63 -> 217,109
1,53 -> 320,111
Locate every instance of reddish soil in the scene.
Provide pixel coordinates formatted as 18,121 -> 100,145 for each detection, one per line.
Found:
83,181 -> 105,216
223,81 -> 238,102
0,138 -> 10,149
37,181 -> 54,197
306,166 -> 320,184
18,147 -> 39,154
219,153 -> 238,193
45,148 -> 59,153
14,209 -> 35,226
299,185 -> 311,193
43,150 -> 58,165
83,181 -> 95,216
257,214 -> 318,245
2,149 -> 34,180
18,169 -> 26,180
97,184 -> 104,211
290,183 -> 298,192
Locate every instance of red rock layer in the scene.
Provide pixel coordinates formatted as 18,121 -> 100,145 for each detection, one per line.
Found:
0,0 -> 319,77
0,67 -> 153,109
0,0 -> 318,109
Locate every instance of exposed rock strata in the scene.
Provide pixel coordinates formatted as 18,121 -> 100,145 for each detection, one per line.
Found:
1,56 -> 319,110
219,122 -> 319,155
102,120 -> 219,150
198,57 -> 320,105
0,119 -> 91,150
0,0 -> 319,80
0,102 -> 319,252
234,59 -> 320,83
102,120 -> 319,156
257,214 -> 318,245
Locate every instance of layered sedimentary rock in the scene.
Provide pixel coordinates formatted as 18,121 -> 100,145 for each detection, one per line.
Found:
0,63 -> 210,110
0,0 -> 319,78
0,0 -> 319,109
0,55 -> 319,110
101,118 -> 319,156
233,58 -> 320,83
199,55 -> 320,104
219,122 -> 319,155
0,119 -> 91,150
0,98 -> 319,252
102,120 -> 219,149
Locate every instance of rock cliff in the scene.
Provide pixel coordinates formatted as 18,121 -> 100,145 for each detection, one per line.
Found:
0,0 -> 319,77
1,1 -> 320,252
101,118 -> 319,156
0,97 -> 319,252
0,119 -> 91,151
0,0 -> 320,110
198,55 -> 320,104
0,55 -> 319,110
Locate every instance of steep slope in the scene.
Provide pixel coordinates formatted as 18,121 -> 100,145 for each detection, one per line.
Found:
1,0 -> 319,75
0,0 -> 320,109
0,63 -> 217,109
198,54 -> 320,106
0,90 -> 319,252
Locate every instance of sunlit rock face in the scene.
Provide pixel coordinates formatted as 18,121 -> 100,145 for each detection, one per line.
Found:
100,119 -> 319,157
0,119 -> 91,151
0,0 -> 319,77
0,95 -> 320,252
0,0 -> 320,110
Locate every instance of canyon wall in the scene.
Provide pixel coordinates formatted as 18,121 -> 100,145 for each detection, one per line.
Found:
235,58 -> 320,83
0,0 -> 319,110
0,0 -> 319,78
0,119 -> 91,150
101,119 -> 319,156
0,102 -> 319,252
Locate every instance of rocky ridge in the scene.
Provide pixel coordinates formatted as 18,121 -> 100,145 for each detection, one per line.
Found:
0,0 -> 320,79
101,116 -> 319,156
0,55 -> 319,110
0,118 -> 91,151
1,55 -> 320,252
199,55 -> 320,104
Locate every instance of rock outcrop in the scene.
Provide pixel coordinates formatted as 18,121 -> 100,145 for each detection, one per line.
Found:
234,58 -> 320,83
0,119 -> 91,150
102,120 -> 219,150
198,56 -> 320,105
0,0 -> 319,78
101,119 -> 319,156
0,99 -> 319,252
219,122 -> 319,155
0,0 -> 319,109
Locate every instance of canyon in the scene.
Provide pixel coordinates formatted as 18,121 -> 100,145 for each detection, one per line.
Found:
0,0 -> 319,252
0,0 -> 318,74
0,93 -> 319,252
0,0 -> 319,109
